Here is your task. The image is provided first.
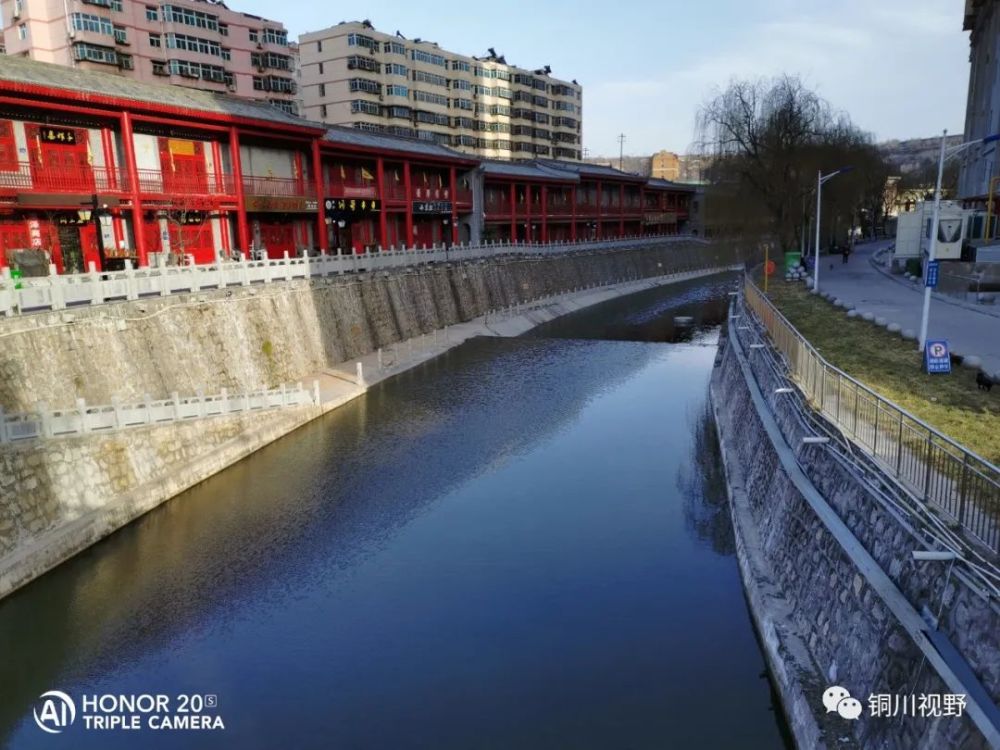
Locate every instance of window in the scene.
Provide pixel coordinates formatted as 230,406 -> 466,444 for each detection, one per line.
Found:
318,61 -> 324,74
145,5 -> 157,20
318,83 -> 326,97
451,60 -> 470,72
452,98 -> 473,110
452,116 -> 473,129
269,99 -> 296,115
412,70 -> 447,87
385,63 -> 407,77
316,39 -> 322,52
489,104 -> 511,116
451,79 -> 471,91
113,25 -> 127,44
72,42 -> 118,65
149,32 -> 161,47
320,104 -> 328,118
359,122 -> 386,134
17,23 -> 27,40
13,0 -> 23,13
349,77 -> 381,94
168,59 -> 226,82
383,41 -> 405,55
347,33 -> 377,50
263,28 -> 287,46
251,51 -> 291,70
409,49 -> 447,67
385,84 -> 408,98
453,135 -> 476,147
249,30 -> 258,43
70,13 -> 114,35
221,47 -> 230,61
161,5 -> 218,31
347,54 -> 379,73
151,60 -> 167,75
413,90 -> 448,106
350,100 -> 380,115
386,125 -> 415,138
166,32 -> 223,58
386,106 -> 411,119
218,23 -> 228,36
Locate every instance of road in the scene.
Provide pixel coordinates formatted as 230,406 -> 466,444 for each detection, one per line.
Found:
814,240 -> 1000,377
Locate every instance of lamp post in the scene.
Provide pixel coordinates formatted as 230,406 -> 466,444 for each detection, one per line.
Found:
918,129 -> 1000,351
813,167 -> 852,293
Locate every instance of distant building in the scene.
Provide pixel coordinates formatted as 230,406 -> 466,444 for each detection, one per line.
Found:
650,150 -> 679,181
958,0 -> 1000,202
298,21 -> 583,162
0,0 -> 297,113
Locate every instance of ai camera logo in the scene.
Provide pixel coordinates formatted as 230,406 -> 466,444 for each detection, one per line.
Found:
33,691 -> 76,734
823,686 -> 863,720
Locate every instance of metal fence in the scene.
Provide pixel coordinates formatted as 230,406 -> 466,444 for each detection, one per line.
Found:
743,274 -> 1000,554
0,234 -> 704,317
0,381 -> 320,444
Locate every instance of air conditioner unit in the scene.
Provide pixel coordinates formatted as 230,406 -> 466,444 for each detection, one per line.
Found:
226,82 -> 236,91
68,29 -> 76,39
378,94 -> 384,101
347,61 -> 356,69
256,41 -> 263,49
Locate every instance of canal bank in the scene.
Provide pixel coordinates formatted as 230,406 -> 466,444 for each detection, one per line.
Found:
0,246 -> 742,600
0,274 -> 787,749
711,293 -> 1000,749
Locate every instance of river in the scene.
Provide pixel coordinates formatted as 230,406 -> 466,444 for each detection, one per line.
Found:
0,271 -> 790,749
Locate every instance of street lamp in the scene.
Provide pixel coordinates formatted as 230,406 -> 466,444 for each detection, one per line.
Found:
813,167 -> 853,293
917,129 -> 1000,351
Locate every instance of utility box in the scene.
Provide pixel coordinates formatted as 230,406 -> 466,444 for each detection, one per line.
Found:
893,201 -> 967,269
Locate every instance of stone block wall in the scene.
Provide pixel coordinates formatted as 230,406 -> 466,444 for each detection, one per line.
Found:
712,318 -> 1000,749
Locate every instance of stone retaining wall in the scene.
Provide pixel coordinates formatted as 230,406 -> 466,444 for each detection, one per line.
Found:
711,314 -> 1000,749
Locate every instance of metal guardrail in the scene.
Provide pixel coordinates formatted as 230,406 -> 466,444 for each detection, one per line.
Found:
0,234 -> 705,317
0,381 -> 321,444
743,274 -> 1000,554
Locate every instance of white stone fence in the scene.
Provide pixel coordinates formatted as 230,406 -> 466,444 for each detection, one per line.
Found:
0,381 -> 321,444
0,234 -> 703,317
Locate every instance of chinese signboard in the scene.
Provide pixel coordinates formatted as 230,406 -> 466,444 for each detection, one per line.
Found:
925,260 -> 939,288
413,200 -> 453,214
924,340 -> 951,374
245,196 -> 318,213
324,197 -> 380,220
38,127 -> 77,145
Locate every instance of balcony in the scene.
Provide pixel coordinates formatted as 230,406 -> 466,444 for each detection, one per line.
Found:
0,162 -> 128,194
454,188 -> 473,206
483,199 -> 511,217
136,170 -> 235,196
547,202 -> 574,216
243,175 -> 316,198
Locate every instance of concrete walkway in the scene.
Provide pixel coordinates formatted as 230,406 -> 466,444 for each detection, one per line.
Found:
813,241 -> 1000,377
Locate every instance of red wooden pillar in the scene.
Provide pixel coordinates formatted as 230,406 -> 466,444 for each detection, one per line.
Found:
100,127 -> 118,192
595,179 -> 602,238
228,127 -> 251,255
449,166 -> 458,245
619,184 -> 625,237
311,140 -> 327,253
640,187 -> 646,236
570,185 -> 577,241
525,184 -> 532,242
403,161 -> 413,248
540,184 -> 548,244
377,157 -> 388,249
509,182 -> 516,240
119,112 -> 146,267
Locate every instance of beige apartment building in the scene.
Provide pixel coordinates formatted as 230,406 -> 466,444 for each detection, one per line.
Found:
299,20 -> 583,161
650,150 -> 680,181
0,0 -> 297,112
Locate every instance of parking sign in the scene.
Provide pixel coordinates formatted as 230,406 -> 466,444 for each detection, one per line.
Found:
924,340 -> 951,374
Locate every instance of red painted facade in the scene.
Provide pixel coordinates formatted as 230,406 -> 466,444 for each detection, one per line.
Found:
0,74 -> 694,273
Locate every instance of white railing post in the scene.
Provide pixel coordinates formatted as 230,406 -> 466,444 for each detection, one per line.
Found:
37,401 -> 52,438
172,391 -> 181,421
284,251 -> 293,282
124,259 -> 138,301
313,379 -> 321,405
356,361 -> 365,387
241,253 -> 250,286
76,398 -> 90,434
88,261 -> 105,305
49,263 -> 66,311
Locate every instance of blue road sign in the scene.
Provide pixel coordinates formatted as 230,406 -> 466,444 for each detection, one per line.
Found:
925,260 -> 940,288
924,339 -> 951,374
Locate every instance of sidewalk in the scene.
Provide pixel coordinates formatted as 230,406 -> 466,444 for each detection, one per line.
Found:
813,241 -> 1000,376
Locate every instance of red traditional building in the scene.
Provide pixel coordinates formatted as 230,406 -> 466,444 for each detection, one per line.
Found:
0,55 -> 695,274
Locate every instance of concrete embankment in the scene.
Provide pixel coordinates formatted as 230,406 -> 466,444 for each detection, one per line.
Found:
0,242 -> 738,599
711,302 -> 1000,749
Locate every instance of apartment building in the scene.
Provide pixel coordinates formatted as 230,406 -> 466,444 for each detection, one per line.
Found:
959,0 -> 1000,202
0,0 -> 297,113
298,20 -> 583,161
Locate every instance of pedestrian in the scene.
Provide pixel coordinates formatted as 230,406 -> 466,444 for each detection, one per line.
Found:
842,245 -> 850,264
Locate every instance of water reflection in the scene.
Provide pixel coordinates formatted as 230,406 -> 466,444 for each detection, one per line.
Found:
0,273 -> 787,750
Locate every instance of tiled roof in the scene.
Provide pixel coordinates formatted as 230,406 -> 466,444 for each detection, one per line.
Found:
646,178 -> 697,192
479,160 -> 579,182
536,159 -> 646,181
0,54 -> 314,128
322,126 -> 475,161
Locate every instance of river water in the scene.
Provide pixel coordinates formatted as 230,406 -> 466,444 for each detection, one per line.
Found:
0,272 -> 790,749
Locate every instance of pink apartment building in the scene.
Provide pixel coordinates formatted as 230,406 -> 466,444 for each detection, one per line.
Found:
0,0 -> 296,113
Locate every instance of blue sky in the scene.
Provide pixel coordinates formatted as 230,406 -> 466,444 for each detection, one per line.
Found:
240,0 -> 969,156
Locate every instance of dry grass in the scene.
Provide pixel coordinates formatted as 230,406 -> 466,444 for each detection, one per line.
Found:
757,274 -> 1000,464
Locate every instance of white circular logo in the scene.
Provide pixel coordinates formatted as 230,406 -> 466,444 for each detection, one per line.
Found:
33,691 -> 76,734
929,343 -> 946,358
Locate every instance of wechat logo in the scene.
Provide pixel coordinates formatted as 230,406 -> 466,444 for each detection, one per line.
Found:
823,686 -> 863,720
